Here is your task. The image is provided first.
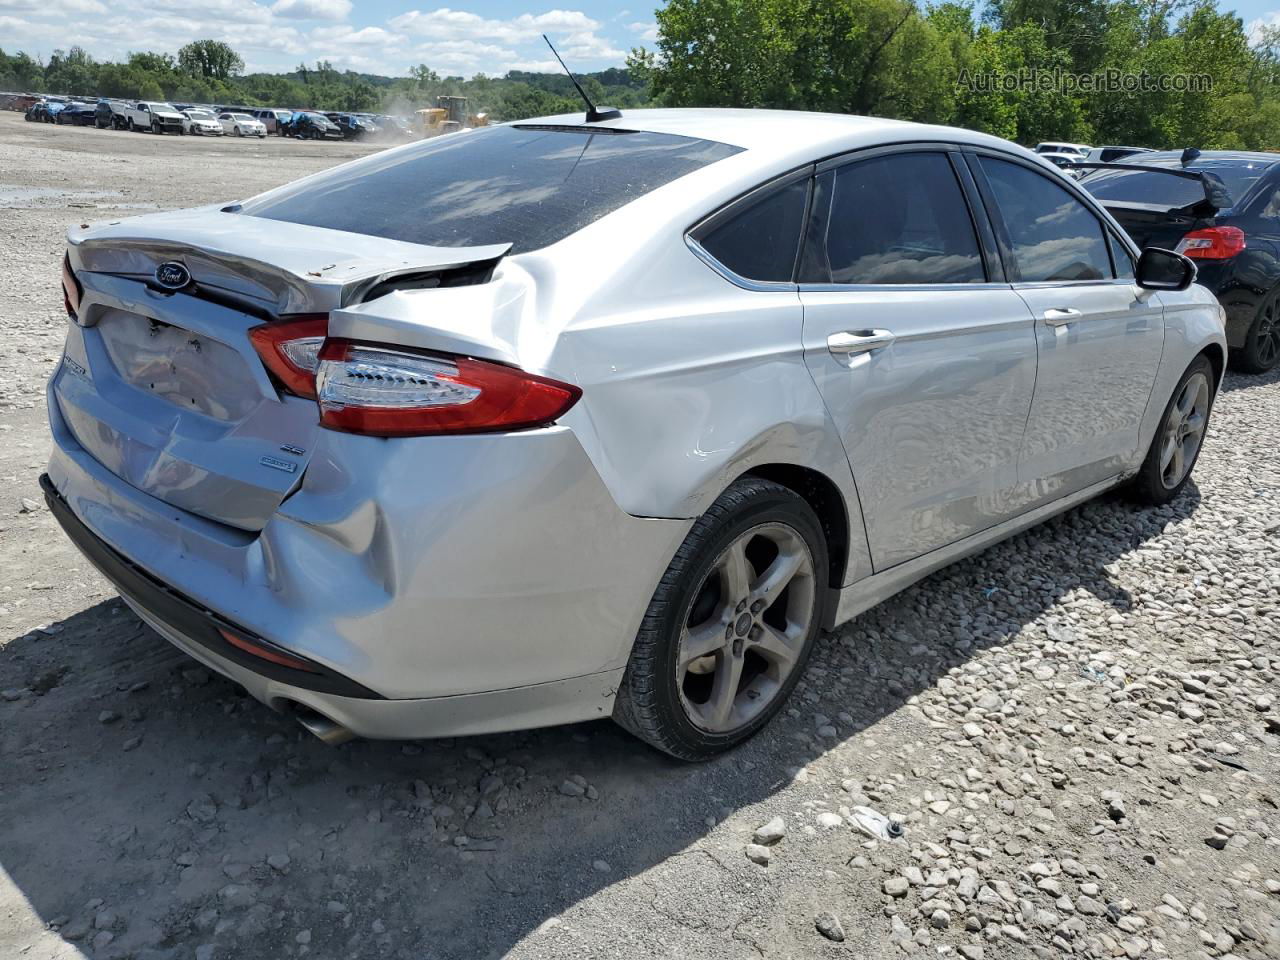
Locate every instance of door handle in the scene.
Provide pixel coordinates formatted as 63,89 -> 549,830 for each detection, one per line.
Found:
1043,307 -> 1083,326
827,329 -> 896,358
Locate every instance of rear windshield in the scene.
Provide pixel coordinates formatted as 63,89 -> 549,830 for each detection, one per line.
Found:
1082,159 -> 1273,208
240,124 -> 742,253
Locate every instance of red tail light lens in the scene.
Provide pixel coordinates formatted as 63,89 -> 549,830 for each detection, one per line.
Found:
1175,226 -> 1245,259
315,339 -> 582,437
248,314 -> 328,399
218,627 -> 320,673
62,255 -> 82,319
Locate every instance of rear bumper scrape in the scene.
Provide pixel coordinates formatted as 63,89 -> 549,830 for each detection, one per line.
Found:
40,473 -> 383,700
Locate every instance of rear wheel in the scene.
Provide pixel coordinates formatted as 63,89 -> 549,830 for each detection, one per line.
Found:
1234,289 -> 1280,373
1127,356 -> 1215,505
613,478 -> 827,760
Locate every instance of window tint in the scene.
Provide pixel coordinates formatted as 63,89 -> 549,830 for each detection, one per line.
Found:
800,152 -> 985,285
242,125 -> 742,254
980,157 -> 1111,282
697,179 -> 808,282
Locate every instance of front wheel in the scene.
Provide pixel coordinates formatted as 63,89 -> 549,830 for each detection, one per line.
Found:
613,477 -> 828,760
235,126 -> 243,137
1127,355 -> 1215,505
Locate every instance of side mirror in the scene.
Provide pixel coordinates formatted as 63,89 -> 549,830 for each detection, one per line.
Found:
1136,247 -> 1197,291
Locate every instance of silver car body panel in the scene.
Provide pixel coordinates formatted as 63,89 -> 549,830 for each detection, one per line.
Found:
46,109 -> 1227,734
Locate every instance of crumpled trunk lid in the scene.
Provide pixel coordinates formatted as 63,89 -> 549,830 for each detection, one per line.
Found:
53,208 -> 508,532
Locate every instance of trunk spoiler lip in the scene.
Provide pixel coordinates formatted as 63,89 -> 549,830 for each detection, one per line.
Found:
1074,160 -> 1233,215
67,208 -> 512,315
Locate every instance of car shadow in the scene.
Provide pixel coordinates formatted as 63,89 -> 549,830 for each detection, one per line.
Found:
1218,364 -> 1280,394
0,482 -> 1200,960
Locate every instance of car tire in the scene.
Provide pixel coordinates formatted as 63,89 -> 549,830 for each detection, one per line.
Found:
1233,288 -> 1280,373
235,126 -> 242,137
1126,355 -> 1216,506
612,477 -> 829,761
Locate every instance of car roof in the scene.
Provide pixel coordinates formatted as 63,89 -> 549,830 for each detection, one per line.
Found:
524,107 -> 1022,157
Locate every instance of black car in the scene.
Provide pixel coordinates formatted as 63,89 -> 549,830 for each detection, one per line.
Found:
324,112 -> 377,140
95,100 -> 126,129
286,112 -> 343,140
56,102 -> 97,126
1080,149 -> 1280,372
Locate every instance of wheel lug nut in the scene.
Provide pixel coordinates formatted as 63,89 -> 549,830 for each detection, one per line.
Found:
751,600 -> 765,614
725,624 -> 735,639
736,600 -> 747,613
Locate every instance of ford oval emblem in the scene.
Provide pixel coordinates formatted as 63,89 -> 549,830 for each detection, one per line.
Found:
154,260 -> 191,290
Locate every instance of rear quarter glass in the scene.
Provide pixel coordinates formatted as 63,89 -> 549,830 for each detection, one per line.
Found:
239,125 -> 742,254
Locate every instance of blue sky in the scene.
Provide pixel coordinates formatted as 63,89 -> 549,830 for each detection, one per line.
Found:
0,1 -> 1278,77
0,0 -> 660,75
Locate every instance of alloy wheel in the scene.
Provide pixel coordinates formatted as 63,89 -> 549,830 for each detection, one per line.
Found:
1158,372 -> 1210,489
675,522 -> 816,733
1254,297 -> 1280,368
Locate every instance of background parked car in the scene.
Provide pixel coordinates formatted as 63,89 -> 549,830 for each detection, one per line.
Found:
182,108 -> 223,136
1039,151 -> 1082,172
1034,141 -> 1091,157
285,111 -> 343,139
56,102 -> 97,126
247,107 -> 291,134
95,100 -> 128,129
218,111 -> 267,137
122,101 -> 185,134
324,111 -> 377,140
1085,145 -> 1153,163
1081,148 -> 1280,372
27,100 -> 65,123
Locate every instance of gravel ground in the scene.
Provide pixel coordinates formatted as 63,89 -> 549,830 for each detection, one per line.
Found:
1,111 -> 1278,960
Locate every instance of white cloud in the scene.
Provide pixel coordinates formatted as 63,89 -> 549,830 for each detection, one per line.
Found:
3,3 -> 630,78
0,0 -> 106,11
627,20 -> 658,43
272,0 -> 350,21
389,7 -> 601,45
311,24 -> 395,46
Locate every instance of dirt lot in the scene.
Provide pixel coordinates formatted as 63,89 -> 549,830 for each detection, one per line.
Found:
1,110 -> 1278,960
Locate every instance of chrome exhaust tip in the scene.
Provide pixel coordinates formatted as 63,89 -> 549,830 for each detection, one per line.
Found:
293,705 -> 356,746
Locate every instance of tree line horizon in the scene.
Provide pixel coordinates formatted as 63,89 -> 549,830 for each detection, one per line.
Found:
4,1 -> 1280,149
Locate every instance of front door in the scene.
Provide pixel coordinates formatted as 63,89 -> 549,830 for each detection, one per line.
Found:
798,148 -> 1039,571
970,154 -> 1165,502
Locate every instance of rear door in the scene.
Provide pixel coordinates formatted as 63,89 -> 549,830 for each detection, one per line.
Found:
798,146 -> 1039,571
969,152 -> 1164,500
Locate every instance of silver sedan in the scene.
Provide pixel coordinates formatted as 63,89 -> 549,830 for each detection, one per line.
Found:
44,109 -> 1225,759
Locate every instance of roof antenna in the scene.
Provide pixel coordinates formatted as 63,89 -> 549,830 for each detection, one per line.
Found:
543,34 -> 621,123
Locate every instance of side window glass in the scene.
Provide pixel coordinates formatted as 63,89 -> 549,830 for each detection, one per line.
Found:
800,152 -> 985,284
980,156 -> 1112,282
1109,232 -> 1136,279
697,178 -> 809,283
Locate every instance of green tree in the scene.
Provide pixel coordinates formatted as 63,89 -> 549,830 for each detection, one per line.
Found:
177,40 -> 244,81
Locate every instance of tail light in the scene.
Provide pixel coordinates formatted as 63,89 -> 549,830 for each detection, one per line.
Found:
218,627 -> 319,673
62,255 -> 82,319
248,314 -> 327,399
249,318 -> 581,437
315,339 -> 582,437
1175,226 -> 1245,259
